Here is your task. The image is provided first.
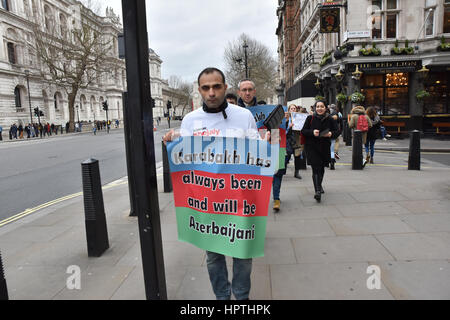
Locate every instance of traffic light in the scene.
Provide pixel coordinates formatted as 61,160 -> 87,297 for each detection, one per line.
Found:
102,101 -> 108,111
167,100 -> 172,109
151,98 -> 155,108
34,107 -> 39,117
39,110 -> 44,117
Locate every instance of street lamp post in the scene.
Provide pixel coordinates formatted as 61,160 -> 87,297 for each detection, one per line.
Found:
243,41 -> 249,78
24,70 -> 33,124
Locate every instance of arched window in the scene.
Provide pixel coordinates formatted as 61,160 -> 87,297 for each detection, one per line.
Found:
54,92 -> 58,109
7,42 -> 16,64
15,87 -> 22,108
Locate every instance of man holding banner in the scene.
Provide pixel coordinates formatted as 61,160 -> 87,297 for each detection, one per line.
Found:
163,68 -> 277,300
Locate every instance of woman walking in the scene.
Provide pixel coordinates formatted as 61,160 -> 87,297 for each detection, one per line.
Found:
286,104 -> 302,179
301,100 -> 339,202
365,107 -> 381,164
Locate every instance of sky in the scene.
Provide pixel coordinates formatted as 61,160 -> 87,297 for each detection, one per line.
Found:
104,0 -> 279,84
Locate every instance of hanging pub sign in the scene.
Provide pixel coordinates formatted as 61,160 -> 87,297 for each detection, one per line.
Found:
320,7 -> 340,33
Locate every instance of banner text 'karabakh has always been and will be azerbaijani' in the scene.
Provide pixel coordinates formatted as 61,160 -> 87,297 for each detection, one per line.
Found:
167,136 -> 279,259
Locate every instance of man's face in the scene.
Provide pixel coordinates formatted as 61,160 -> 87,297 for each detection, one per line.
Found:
198,71 -> 227,109
226,98 -> 237,105
238,81 -> 256,104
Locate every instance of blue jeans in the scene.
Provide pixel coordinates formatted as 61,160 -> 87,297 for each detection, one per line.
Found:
365,140 -> 376,157
272,173 -> 283,200
206,251 -> 252,300
330,139 -> 336,159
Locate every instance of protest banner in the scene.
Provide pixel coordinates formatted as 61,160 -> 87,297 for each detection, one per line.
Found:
246,105 -> 287,170
167,136 -> 279,259
291,112 -> 308,131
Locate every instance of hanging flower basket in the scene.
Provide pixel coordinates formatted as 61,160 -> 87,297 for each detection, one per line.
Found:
350,92 -> 365,104
416,90 -> 430,101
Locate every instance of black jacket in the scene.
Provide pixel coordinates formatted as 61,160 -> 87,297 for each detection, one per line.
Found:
301,113 -> 339,167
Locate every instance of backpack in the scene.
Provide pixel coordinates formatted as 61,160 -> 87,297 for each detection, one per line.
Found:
356,115 -> 369,132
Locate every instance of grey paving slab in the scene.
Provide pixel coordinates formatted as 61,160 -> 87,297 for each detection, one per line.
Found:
0,225 -> 72,243
292,236 -> 394,263
397,199 -> 450,214
265,219 -> 336,238
162,241 -> 206,267
53,265 -> 134,300
327,216 -> 416,236
175,266 -> 215,300
301,192 -> 358,207
110,266 -> 146,300
4,266 -> 67,300
270,263 -> 394,300
350,191 -> 409,203
274,203 -> 342,221
253,238 -> 297,265
371,260 -> 450,299
400,214 -> 450,232
336,201 -> 412,217
376,232 -> 450,260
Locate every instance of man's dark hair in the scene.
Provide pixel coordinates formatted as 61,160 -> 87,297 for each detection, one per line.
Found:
257,100 -> 267,105
225,93 -> 238,101
197,67 -> 226,85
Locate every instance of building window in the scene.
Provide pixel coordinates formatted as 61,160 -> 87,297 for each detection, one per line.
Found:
15,87 -> 22,108
7,42 -> 16,64
423,72 -> 449,114
361,73 -> 409,115
371,0 -> 399,39
444,3 -> 450,33
2,0 -> 9,11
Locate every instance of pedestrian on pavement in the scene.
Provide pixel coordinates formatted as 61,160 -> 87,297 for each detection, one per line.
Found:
301,100 -> 339,203
164,67 -> 261,300
92,122 -> 97,135
328,104 -> 342,170
225,93 -> 238,105
286,104 -> 302,179
18,124 -> 24,139
365,107 -> 381,164
348,105 -> 372,167
237,79 -> 257,108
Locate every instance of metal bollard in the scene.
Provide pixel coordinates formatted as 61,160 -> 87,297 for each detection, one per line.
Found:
352,130 -> 363,170
342,120 -> 348,143
81,158 -> 110,257
408,130 -> 421,170
162,142 -> 173,193
345,122 -> 352,146
0,250 -> 8,300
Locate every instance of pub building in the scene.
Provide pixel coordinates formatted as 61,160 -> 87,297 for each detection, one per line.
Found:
319,55 -> 450,134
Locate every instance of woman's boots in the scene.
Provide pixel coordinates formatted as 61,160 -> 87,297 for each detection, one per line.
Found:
294,170 -> 302,179
330,158 -> 336,170
313,174 -> 322,202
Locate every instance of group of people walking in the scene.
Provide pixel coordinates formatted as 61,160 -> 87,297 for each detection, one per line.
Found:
7,122 -> 64,140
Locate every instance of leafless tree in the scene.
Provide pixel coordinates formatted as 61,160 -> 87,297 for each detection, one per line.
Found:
30,4 -> 114,132
224,33 -> 277,102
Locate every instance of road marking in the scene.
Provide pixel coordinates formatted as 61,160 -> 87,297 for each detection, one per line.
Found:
0,174 -> 163,228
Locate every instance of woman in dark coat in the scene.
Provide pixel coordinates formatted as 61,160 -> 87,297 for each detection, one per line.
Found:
301,100 -> 339,202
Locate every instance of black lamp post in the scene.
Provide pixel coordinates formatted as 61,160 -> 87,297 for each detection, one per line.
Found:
24,70 -> 32,124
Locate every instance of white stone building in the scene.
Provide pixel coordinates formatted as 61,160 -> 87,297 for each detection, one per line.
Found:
0,0 -> 126,129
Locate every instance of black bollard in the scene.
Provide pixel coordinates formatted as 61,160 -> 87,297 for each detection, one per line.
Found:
345,122 -> 352,146
342,120 -> 348,143
0,250 -> 8,300
122,92 -> 136,217
81,158 -> 109,257
352,130 -> 363,170
162,142 -> 173,193
408,130 -> 421,170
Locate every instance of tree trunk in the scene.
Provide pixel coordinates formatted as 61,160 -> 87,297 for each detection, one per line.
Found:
68,91 -> 77,132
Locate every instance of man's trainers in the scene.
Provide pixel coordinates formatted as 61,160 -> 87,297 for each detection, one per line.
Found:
382,137 -> 388,141
386,134 -> 392,138
273,200 -> 280,212
362,159 -> 367,168
334,152 -> 340,160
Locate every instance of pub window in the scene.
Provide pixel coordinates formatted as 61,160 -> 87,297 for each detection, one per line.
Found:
7,42 -> 16,64
423,72 -> 449,114
15,87 -> 22,108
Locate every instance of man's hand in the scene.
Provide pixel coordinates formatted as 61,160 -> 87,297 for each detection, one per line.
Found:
313,129 -> 320,137
162,129 -> 179,145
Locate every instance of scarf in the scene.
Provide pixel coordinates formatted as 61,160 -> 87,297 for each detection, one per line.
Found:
202,100 -> 228,119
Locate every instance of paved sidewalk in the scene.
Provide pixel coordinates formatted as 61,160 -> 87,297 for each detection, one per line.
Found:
1,139 -> 450,300
375,136 -> 450,153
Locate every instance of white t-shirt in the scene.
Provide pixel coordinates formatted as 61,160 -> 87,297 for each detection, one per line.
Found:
180,103 -> 260,139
